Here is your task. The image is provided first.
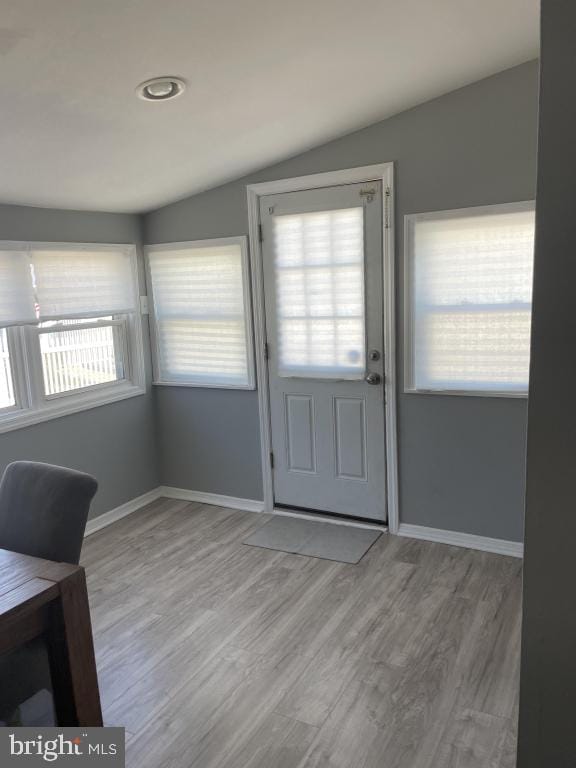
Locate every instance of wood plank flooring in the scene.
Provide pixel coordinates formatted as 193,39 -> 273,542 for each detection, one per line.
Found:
81,498 -> 522,768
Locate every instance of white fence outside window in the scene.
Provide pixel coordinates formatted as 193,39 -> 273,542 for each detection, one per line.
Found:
39,323 -> 121,397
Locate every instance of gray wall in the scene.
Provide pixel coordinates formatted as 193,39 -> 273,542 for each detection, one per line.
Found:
145,60 -> 539,540
0,205 -> 159,518
518,2 -> 576,764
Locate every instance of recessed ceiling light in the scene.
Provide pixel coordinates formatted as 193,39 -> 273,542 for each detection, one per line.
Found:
136,77 -> 186,102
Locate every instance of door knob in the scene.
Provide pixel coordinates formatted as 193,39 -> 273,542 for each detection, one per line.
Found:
365,372 -> 382,385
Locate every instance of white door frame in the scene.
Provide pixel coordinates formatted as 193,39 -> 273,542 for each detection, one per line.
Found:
246,162 -> 399,533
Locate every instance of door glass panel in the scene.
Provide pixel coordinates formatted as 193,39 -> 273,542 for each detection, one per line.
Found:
273,207 -> 366,378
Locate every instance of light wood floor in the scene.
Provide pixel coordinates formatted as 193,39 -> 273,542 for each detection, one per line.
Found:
82,498 -> 522,768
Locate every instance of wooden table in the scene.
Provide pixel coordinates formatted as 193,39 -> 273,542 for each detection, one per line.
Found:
0,548 -> 102,726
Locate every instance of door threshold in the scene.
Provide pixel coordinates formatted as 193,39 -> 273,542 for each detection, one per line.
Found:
272,505 -> 388,532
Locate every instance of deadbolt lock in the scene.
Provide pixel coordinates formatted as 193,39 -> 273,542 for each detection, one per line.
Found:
368,349 -> 381,361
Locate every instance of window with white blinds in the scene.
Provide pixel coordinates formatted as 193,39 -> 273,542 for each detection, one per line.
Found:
405,202 -> 535,395
273,207 -> 366,378
146,237 -> 255,389
31,245 -> 136,320
0,241 -> 144,432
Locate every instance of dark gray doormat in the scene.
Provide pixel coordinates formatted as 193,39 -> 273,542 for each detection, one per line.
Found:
243,516 -> 381,564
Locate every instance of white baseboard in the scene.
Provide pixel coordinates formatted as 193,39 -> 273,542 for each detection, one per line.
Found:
159,486 -> 265,514
85,487 -> 522,559
84,487 -> 163,536
84,486 -> 264,537
397,523 -> 523,558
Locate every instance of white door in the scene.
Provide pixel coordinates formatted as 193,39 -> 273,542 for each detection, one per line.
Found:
260,181 -> 387,522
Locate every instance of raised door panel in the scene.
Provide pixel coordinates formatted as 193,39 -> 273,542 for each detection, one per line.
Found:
334,397 -> 367,481
284,394 -> 316,473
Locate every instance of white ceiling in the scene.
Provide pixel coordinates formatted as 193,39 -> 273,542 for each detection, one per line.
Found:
0,0 -> 539,214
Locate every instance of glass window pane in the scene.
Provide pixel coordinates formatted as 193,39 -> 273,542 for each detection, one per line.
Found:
31,245 -> 136,320
410,205 -> 535,392
414,211 -> 534,307
416,309 -> 532,391
158,318 -> 248,384
0,328 -> 15,410
274,207 -> 366,378
147,241 -> 253,388
39,319 -> 124,396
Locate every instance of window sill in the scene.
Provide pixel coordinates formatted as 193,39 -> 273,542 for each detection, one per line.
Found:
403,387 -> 528,399
0,383 -> 146,435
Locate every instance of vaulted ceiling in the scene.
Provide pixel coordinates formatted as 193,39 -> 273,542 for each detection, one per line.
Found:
0,0 -> 539,213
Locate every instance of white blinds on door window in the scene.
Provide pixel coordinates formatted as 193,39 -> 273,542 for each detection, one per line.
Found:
147,240 -> 253,388
273,207 -> 366,378
0,246 -> 37,326
408,205 -> 535,393
31,246 -> 136,320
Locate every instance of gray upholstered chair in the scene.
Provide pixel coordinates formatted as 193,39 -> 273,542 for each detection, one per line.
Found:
0,461 -> 98,564
0,461 -> 98,725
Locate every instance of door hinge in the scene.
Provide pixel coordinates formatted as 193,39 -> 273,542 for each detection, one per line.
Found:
270,451 -> 275,469
264,341 -> 270,360
384,186 -> 391,229
258,223 -> 263,243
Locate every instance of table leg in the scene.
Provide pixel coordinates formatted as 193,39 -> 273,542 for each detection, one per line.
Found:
46,568 -> 103,726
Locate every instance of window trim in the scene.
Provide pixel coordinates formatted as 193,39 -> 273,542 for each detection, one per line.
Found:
0,327 -> 22,415
0,241 -> 146,435
145,236 -> 256,391
403,200 -> 535,399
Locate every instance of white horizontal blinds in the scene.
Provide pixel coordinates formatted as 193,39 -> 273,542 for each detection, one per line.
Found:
148,242 -> 251,386
31,245 -> 136,320
274,207 -> 366,378
0,246 -> 36,326
412,206 -> 535,392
